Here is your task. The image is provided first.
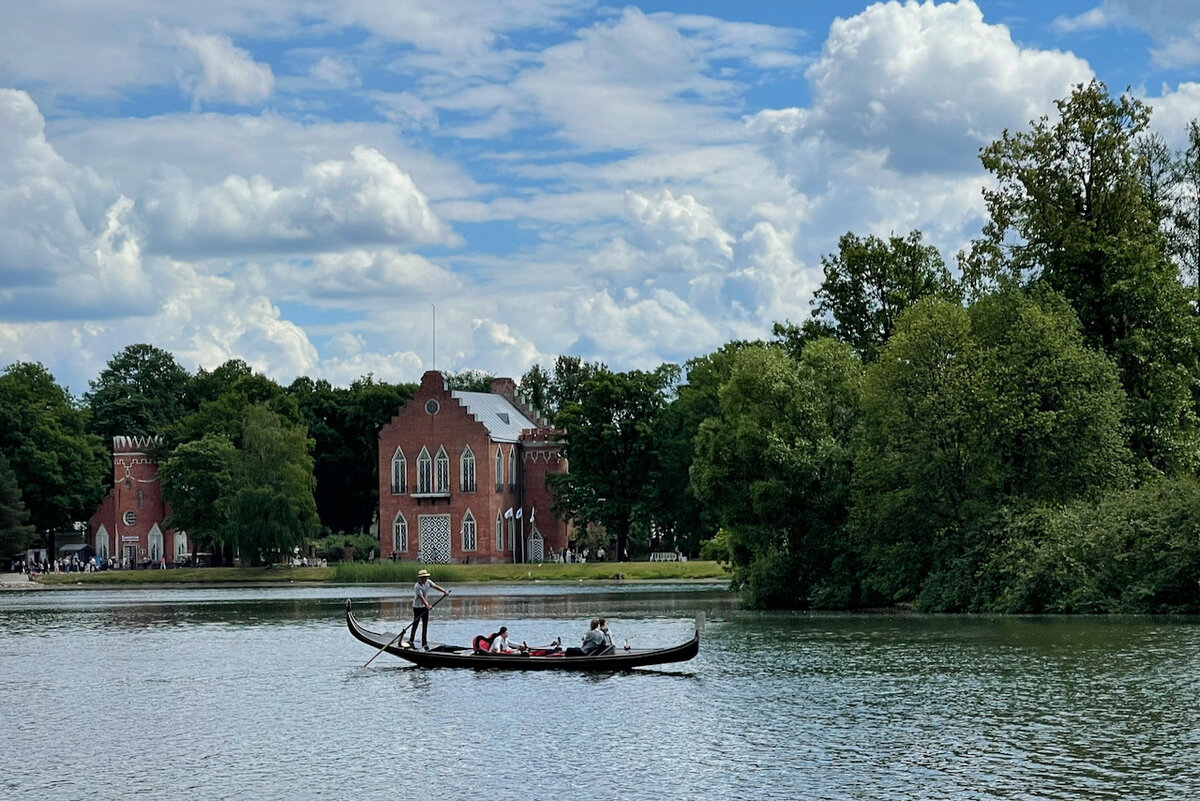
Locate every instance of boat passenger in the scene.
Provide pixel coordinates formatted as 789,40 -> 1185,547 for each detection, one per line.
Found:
580,618 -> 607,655
490,626 -> 527,654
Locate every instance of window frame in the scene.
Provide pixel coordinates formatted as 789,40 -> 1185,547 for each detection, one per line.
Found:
460,446 -> 476,493
391,448 -> 407,494
434,446 -> 450,493
461,510 -> 477,552
416,447 -> 432,494
393,512 -> 409,553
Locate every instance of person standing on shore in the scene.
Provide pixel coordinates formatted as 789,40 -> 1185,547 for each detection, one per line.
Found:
409,569 -> 449,649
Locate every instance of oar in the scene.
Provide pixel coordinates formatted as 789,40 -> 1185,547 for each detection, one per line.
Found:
363,592 -> 450,667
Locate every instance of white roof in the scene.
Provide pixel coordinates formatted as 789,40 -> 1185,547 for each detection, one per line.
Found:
451,391 -> 537,443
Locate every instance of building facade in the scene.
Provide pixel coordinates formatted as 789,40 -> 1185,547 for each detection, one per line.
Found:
88,436 -> 185,567
377,371 -> 568,564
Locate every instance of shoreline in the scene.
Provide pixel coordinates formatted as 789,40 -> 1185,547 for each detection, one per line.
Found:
2,561 -> 729,591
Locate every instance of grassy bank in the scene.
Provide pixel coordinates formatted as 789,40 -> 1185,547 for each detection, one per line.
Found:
35,561 -> 727,586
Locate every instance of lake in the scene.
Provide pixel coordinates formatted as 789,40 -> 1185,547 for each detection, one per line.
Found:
1,583 -> 1198,800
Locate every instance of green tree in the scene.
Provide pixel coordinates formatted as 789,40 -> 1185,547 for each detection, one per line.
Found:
851,292 -> 1131,609
288,374 -> 415,536
0,453 -> 36,558
518,363 -> 552,419
444,369 -> 494,392
168,369 -> 297,447
85,344 -> 190,441
1171,120 -> 1200,307
692,341 -> 862,608
224,405 -> 320,559
969,80 -> 1200,472
160,433 -> 237,557
550,365 -> 677,560
809,230 -> 958,362
0,362 -> 108,545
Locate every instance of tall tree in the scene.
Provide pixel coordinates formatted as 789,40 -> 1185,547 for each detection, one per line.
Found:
85,344 -> 190,442
692,341 -> 862,608
851,292 -> 1130,609
550,365 -> 677,560
224,405 -> 320,560
0,362 -> 108,545
160,433 -> 237,557
288,374 -> 415,535
0,453 -> 36,558
809,230 -> 958,362
969,80 -> 1200,472
1172,120 -> 1200,307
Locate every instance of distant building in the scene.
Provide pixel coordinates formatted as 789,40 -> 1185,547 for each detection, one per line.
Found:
377,371 -> 569,564
88,436 -> 185,567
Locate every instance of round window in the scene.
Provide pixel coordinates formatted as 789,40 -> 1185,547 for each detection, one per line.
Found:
425,399 -> 440,415
123,510 -> 137,526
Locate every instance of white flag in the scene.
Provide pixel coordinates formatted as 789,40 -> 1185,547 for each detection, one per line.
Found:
504,507 -> 514,519
530,506 -> 536,523
516,507 -> 523,519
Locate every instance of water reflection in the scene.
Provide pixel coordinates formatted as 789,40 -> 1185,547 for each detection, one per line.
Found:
2,586 -> 1199,801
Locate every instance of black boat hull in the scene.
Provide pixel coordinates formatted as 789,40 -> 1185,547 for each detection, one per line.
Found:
347,601 -> 699,670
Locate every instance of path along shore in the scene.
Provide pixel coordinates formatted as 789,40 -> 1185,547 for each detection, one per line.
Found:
0,573 -> 46,589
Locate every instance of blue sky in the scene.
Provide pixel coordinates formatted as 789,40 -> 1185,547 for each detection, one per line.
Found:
3,0 -> 1200,394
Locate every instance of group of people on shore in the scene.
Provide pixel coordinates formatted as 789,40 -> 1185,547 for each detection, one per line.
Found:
550,546 -> 608,564
14,556 -> 105,575
407,569 -> 624,656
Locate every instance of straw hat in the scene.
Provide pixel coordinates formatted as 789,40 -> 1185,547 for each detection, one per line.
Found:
416,569 -> 430,578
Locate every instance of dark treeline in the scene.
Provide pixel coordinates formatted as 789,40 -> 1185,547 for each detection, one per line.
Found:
4,82 -> 1200,611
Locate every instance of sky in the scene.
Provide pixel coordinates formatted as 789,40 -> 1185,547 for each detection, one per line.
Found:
4,0 -> 1200,395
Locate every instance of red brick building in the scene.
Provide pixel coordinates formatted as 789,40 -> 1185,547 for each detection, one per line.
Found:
377,371 -> 569,564
88,436 -> 185,567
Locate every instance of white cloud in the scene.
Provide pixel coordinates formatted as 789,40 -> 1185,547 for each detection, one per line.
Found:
0,90 -> 155,319
1052,7 -> 1111,33
1149,82 -> 1200,146
311,56 -> 359,89
799,0 -> 1092,174
626,190 -> 735,263
137,146 -> 458,256
513,8 -> 744,151
1054,1 -> 1200,68
178,30 -> 274,106
250,249 -> 463,304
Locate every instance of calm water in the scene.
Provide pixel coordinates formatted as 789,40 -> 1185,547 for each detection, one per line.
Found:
2,583 -> 1199,801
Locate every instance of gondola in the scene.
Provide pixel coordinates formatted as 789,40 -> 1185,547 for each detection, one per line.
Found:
347,600 -> 700,671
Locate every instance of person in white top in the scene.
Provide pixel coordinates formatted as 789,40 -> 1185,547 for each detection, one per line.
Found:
490,626 -> 526,654
409,569 -> 449,648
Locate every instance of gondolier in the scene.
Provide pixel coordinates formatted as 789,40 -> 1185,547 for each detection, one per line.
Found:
408,569 -> 450,649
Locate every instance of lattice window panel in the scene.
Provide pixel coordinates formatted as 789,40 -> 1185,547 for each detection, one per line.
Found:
528,531 -> 544,563
418,514 -> 451,564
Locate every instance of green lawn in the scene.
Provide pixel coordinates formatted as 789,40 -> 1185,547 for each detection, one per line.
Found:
35,560 -> 728,586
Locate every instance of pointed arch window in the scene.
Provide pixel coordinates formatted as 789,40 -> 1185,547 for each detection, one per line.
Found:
495,447 -> 504,492
394,513 -> 409,553
461,510 -> 477,551
460,446 -> 476,493
495,512 -> 503,551
508,446 -> 517,491
417,447 -> 432,494
435,446 -> 450,493
391,448 -> 407,494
